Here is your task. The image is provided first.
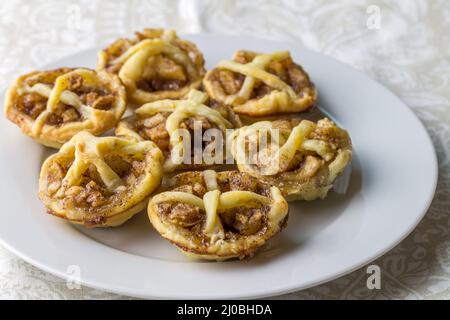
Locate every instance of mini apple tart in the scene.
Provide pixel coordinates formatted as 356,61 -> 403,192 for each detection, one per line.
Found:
203,50 -> 317,116
148,170 -> 288,260
115,89 -> 241,172
4,67 -> 126,148
97,28 -> 205,105
38,131 -> 164,227
231,118 -> 352,200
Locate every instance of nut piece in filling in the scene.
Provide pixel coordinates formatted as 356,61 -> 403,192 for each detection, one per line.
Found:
4,67 -> 126,148
203,50 -> 317,116
115,89 -> 241,172
231,118 -> 352,200
148,170 -> 289,261
39,131 -> 163,227
97,28 -> 206,105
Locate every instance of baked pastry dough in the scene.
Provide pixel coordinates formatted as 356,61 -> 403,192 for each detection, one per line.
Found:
148,170 -> 288,260
231,118 -> 352,200
38,131 -> 163,227
4,67 -> 126,148
97,28 -> 205,105
116,89 -> 241,172
203,50 -> 317,116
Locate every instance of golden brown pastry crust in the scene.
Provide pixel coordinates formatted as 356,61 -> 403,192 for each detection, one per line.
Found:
231,118 -> 352,200
4,68 -> 126,148
97,28 -> 205,105
39,131 -> 164,227
203,50 -> 317,116
148,170 -> 289,260
115,89 -> 241,172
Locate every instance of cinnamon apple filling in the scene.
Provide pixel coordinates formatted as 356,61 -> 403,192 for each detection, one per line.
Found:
39,131 -> 164,227
134,111 -> 220,154
5,67 -> 126,148
211,51 -> 312,98
148,170 -> 288,260
115,89 -> 241,172
203,50 -> 317,116
231,118 -> 352,200
47,155 -> 145,210
97,28 -> 205,104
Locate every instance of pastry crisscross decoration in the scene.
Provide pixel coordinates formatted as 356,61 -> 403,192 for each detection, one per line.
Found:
204,51 -> 316,116
22,69 -> 117,135
135,90 -> 234,171
150,170 -> 284,243
232,119 -> 349,179
100,29 -> 204,103
218,51 -> 297,105
117,30 -> 198,79
56,131 -> 156,195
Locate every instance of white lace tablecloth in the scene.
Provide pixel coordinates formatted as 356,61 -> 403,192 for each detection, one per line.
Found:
0,0 -> 449,299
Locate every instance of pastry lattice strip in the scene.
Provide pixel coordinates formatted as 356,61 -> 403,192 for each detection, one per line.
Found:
151,170 -> 273,241
21,69 -> 102,135
232,120 -> 338,176
217,51 -> 298,105
135,90 -> 234,170
58,132 -> 150,194
116,30 -> 200,88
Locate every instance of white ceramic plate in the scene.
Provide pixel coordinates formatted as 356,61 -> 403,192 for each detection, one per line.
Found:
0,34 -> 437,299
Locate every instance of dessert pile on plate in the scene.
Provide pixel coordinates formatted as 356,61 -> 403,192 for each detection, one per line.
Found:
4,29 -> 352,261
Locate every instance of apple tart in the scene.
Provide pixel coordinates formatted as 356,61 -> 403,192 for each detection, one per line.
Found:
115,89 -> 241,172
38,131 -> 164,227
148,170 -> 289,260
231,118 -> 352,200
4,67 -> 126,148
97,28 -> 206,105
203,50 -> 317,116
